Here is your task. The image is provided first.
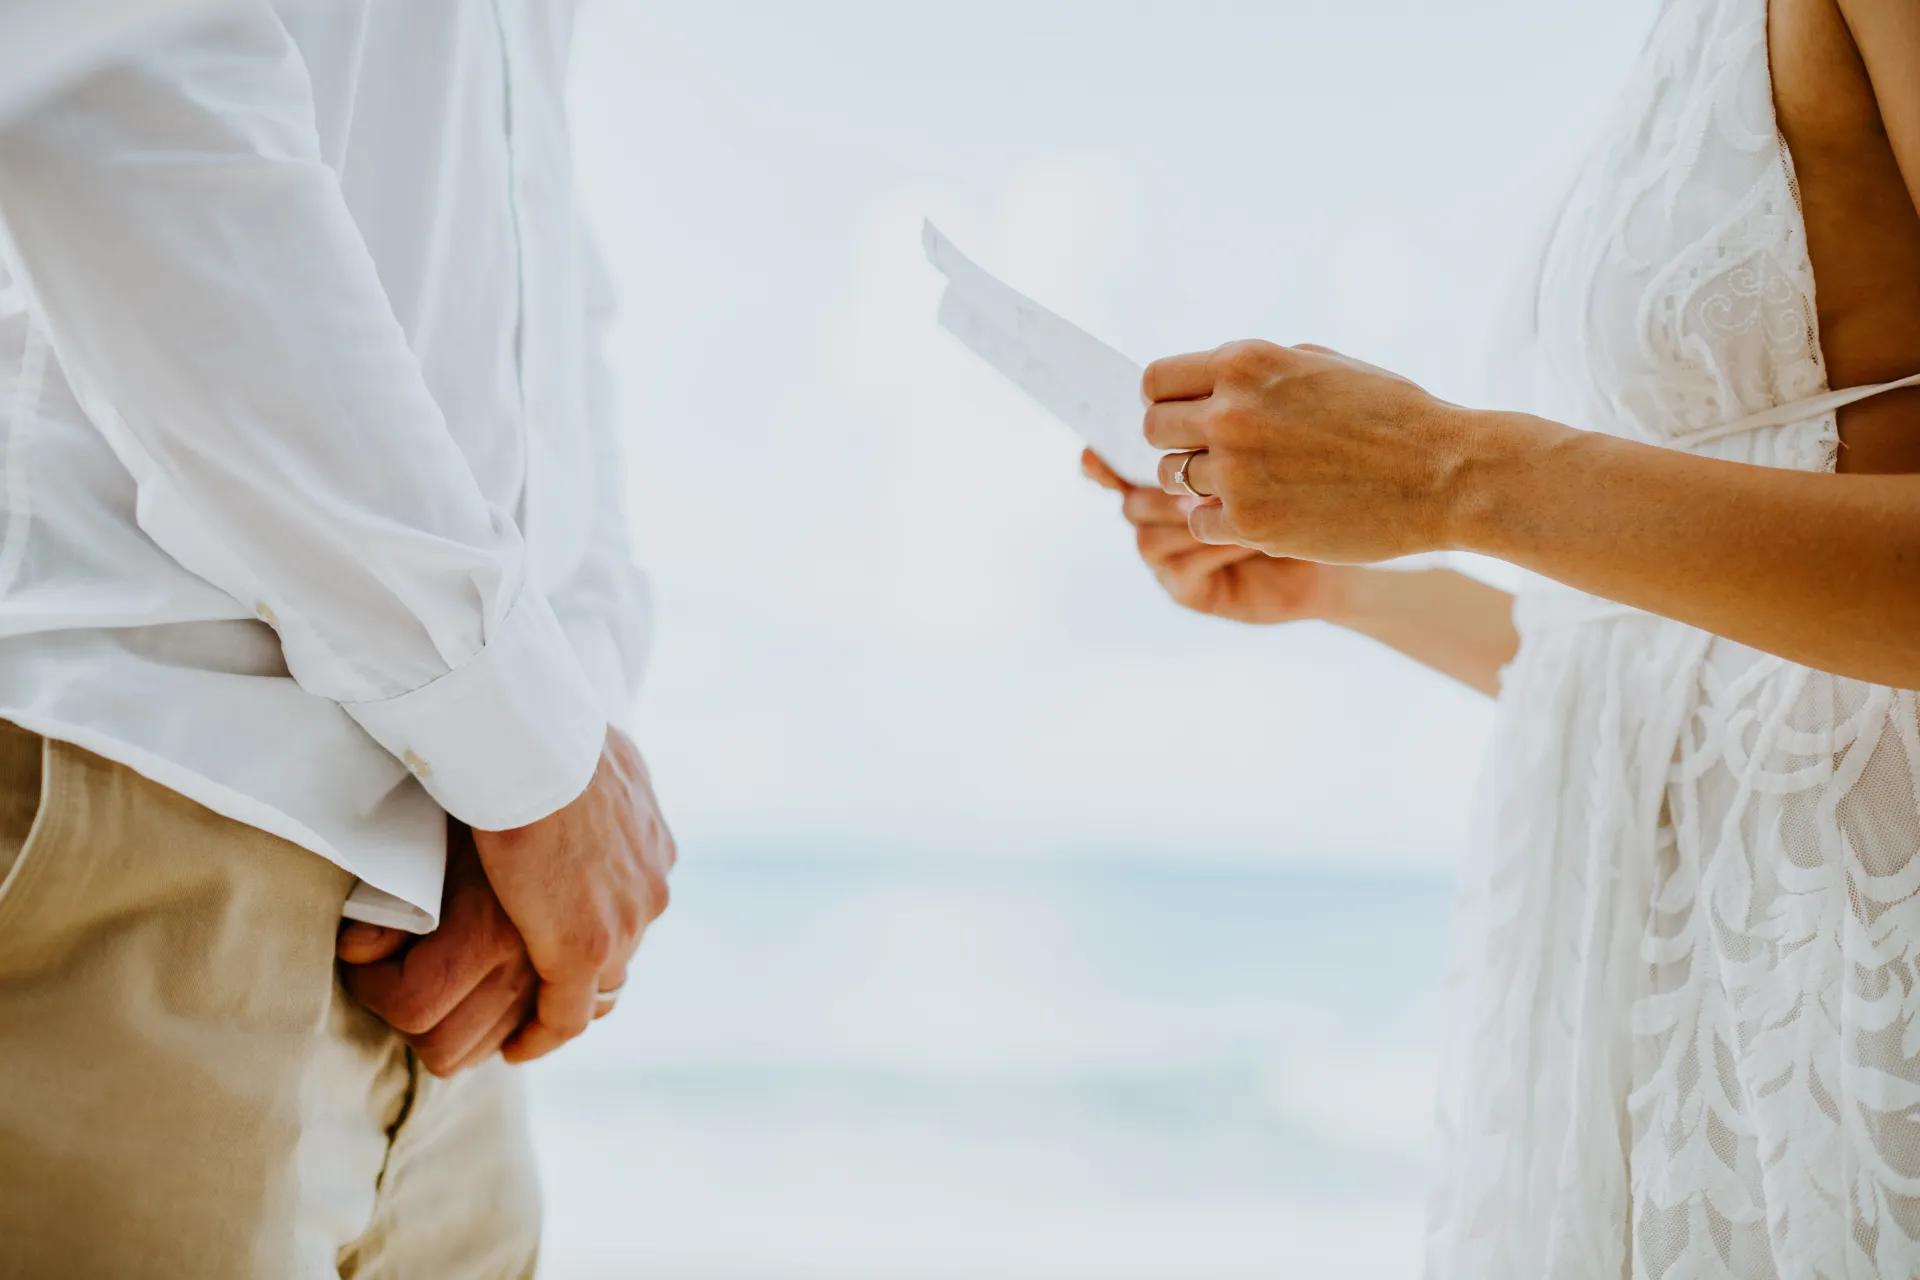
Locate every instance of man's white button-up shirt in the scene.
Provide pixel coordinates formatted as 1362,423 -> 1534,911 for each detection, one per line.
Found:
0,0 -> 652,930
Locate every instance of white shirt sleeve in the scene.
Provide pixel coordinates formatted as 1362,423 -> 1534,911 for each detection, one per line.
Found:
0,5 -> 607,831
0,0 -> 233,123
549,230 -> 655,727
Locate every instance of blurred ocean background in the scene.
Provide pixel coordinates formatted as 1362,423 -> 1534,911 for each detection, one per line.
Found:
549,1 -> 1662,1274
531,849 -> 1453,1278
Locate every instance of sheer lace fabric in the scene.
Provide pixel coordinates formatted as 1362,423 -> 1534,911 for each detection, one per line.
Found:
1426,1 -> 1920,1276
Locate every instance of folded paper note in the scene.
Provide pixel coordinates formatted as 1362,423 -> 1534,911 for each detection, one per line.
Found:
923,221 -> 1164,488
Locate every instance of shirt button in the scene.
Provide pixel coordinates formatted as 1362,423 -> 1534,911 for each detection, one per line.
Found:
254,602 -> 278,626
401,749 -> 432,779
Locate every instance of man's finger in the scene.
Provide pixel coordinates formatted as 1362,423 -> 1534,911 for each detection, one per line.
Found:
539,973 -> 599,1040
592,957 -> 632,1021
1080,449 -> 1129,492
339,959 -> 413,1029
500,1019 -> 565,1065
1141,351 -> 1215,403
1156,448 -> 1217,497
409,966 -> 532,1077
1142,400 -> 1210,452
337,921 -> 410,965
341,934 -> 492,1036
501,975 -> 596,1064
452,986 -> 538,1074
1188,500 -> 1240,546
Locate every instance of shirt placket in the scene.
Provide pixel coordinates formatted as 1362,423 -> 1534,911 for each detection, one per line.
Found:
490,0 -> 541,542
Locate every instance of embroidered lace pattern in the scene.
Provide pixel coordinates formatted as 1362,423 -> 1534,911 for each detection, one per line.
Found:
1426,2 -> 1920,1276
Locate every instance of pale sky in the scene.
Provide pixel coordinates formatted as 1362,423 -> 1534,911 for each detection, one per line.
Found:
569,0 -> 1660,869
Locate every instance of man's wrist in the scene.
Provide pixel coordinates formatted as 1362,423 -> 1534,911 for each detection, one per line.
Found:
343,590 -> 607,832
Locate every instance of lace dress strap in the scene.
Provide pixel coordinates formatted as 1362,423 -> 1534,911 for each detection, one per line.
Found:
1669,371 -> 1920,448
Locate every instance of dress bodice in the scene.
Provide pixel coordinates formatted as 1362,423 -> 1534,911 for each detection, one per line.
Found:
1430,3 -> 1920,1275
1527,0 -> 1835,472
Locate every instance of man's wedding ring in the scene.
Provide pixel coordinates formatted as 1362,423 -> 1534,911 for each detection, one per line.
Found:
1173,450 -> 1208,499
594,982 -> 624,1008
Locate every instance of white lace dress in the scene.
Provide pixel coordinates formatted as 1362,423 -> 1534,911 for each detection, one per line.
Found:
1426,1 -> 1920,1276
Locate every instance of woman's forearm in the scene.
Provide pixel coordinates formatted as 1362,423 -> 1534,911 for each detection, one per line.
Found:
1323,567 -> 1517,698
1445,412 -> 1920,688
1133,340 -> 1920,688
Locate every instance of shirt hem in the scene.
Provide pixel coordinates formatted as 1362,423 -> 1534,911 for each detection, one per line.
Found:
0,707 -> 444,931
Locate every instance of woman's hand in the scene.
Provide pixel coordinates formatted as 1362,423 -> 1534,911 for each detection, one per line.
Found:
1142,340 -> 1487,563
1082,449 -> 1348,624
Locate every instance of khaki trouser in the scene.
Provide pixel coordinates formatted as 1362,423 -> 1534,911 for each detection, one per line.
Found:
0,722 -> 541,1279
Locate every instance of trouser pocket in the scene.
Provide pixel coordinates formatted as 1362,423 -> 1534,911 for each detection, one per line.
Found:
0,721 -> 62,951
0,728 -> 387,1280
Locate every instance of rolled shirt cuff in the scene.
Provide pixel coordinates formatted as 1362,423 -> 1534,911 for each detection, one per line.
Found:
343,590 -> 606,831
557,612 -> 649,732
